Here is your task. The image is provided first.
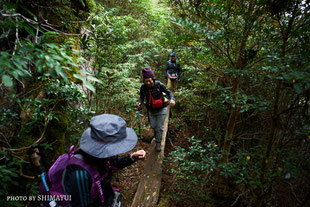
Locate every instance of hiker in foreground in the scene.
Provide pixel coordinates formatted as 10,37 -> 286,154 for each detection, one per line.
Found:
40,114 -> 146,207
165,52 -> 181,91
136,67 -> 175,152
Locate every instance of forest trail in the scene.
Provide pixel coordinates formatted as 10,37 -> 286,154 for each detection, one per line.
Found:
149,0 -> 172,35
150,0 -> 168,15
130,1 -> 172,206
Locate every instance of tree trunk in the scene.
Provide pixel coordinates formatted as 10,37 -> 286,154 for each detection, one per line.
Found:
222,77 -> 240,161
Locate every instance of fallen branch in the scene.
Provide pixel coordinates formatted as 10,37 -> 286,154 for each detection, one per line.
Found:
231,189 -> 250,207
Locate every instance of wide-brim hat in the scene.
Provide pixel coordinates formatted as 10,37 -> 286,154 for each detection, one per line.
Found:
80,114 -> 137,158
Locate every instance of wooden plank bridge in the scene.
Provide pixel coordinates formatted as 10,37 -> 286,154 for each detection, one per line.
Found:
131,106 -> 170,207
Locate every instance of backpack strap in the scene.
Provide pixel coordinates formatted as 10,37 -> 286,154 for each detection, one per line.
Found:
148,89 -> 152,107
93,171 -> 108,203
107,159 -> 118,171
68,145 -> 75,157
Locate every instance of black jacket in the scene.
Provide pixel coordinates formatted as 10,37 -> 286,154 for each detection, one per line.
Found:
137,80 -> 175,110
165,53 -> 181,81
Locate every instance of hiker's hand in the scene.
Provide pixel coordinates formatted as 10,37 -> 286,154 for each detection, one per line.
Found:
136,102 -> 141,108
131,150 -> 146,161
170,100 -> 176,107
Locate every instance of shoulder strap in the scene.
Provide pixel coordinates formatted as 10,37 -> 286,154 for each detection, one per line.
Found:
148,89 -> 152,107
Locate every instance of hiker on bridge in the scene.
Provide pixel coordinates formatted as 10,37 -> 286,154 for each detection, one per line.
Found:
136,67 -> 175,152
40,114 -> 146,207
165,52 -> 181,91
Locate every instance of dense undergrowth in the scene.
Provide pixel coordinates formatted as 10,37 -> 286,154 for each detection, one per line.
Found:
1,0 -> 310,206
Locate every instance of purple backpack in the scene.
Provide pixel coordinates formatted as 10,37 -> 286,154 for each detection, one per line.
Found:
39,145 -> 115,207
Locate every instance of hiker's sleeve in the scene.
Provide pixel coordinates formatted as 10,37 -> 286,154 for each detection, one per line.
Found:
112,155 -> 135,170
63,165 -> 92,207
137,85 -> 145,104
160,82 -> 175,101
177,63 -> 181,80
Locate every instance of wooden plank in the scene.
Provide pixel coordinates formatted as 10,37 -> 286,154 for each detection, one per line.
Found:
131,106 -> 170,207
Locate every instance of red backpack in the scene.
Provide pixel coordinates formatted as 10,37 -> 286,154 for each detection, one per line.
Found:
148,88 -> 164,109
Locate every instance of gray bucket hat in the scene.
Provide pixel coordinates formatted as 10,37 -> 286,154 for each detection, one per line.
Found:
80,114 -> 137,158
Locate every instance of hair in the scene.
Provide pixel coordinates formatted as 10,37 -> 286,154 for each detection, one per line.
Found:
76,149 -> 109,173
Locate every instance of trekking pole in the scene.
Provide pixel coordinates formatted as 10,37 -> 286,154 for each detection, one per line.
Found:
112,190 -> 121,207
27,145 -> 56,207
138,107 -> 142,140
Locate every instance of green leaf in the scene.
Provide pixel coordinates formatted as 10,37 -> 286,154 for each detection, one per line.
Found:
2,75 -> 13,87
78,70 -> 91,75
7,71 -> 20,80
84,80 -> 96,93
45,55 -> 51,62
87,76 -> 103,84
62,66 -> 71,71
22,24 -> 35,37
59,71 -> 68,82
73,74 -> 85,81
67,59 -> 78,68
19,5 -> 38,21
55,64 -> 62,75
49,68 -> 57,78
45,43 -> 58,49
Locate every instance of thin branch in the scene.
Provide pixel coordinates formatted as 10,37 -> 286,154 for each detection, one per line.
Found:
35,26 -> 39,43
205,38 -> 235,66
0,10 -> 82,36
1,118 -> 48,152
285,181 -> 302,204
244,56 -> 266,70
231,190 -> 250,206
12,16 -> 22,55
276,95 -> 302,118
1,99 -> 61,153
0,132 -> 12,148
41,15 -> 92,27
235,132 -> 267,140
0,83 -> 44,108
168,137 -> 174,148
19,165 -> 35,179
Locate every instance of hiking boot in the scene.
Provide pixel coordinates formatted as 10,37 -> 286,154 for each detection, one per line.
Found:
156,142 -> 161,152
